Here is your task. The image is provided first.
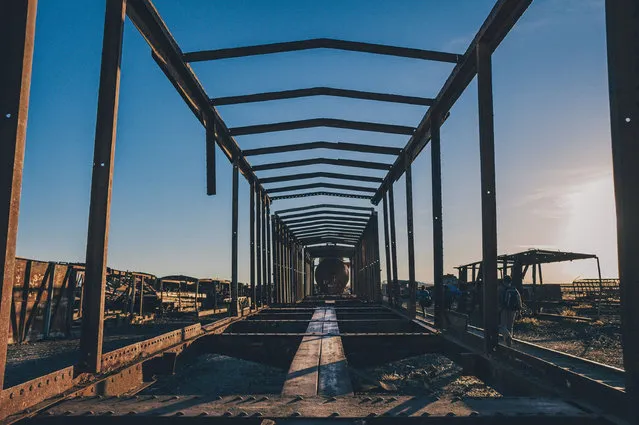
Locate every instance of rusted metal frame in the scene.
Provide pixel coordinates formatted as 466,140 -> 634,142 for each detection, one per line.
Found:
406,163 -> 416,318
78,0 -> 126,374
250,181 -> 256,309
139,276 -> 144,316
267,200 -> 272,304
606,0 -> 639,419
382,194 -> 393,304
21,262 -> 50,343
244,141 -> 402,156
65,268 -> 77,337
261,172 -> 383,184
267,182 -> 377,194
212,87 -> 434,107
277,210 -> 371,221
477,41 -> 499,353
261,191 -> 268,305
388,185 -> 399,307
256,187 -> 262,307
371,0 -> 532,204
46,265 -> 71,338
253,157 -> 392,171
272,192 -> 373,201
184,38 -> 460,63
17,260 -> 32,342
0,0 -> 37,389
128,273 -> 136,315
205,127 -> 216,195
230,158 -> 239,316
230,118 -> 415,136
42,263 -> 56,338
124,0 -> 267,199
431,114 -> 444,328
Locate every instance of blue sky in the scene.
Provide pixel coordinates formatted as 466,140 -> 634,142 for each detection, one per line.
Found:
17,0 -> 615,283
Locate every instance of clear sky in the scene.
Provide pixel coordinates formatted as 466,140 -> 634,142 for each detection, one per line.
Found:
17,0 -> 615,284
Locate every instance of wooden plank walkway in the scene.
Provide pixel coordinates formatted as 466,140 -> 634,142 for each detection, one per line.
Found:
281,307 -> 353,396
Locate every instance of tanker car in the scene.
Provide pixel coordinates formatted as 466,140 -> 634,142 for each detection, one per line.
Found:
315,257 -> 350,295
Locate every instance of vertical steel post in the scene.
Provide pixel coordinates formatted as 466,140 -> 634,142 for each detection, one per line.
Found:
606,0 -> 639,418
406,163 -> 416,318
205,126 -> 216,195
373,212 -> 382,302
388,185 -> 399,307
266,200 -> 272,304
272,216 -> 278,303
255,189 -> 262,307
382,196 -> 392,304
43,265 -> 55,339
230,158 -> 239,316
477,41 -> 499,352
0,0 -> 37,376
139,276 -> 144,316
79,0 -> 126,373
261,193 -> 267,305
249,182 -> 256,309
431,115 -> 444,328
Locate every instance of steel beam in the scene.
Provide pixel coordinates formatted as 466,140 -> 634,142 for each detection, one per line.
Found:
405,164 -> 416,318
477,41 -> 498,352
606,0 -> 639,420
212,87 -> 433,107
271,191 -> 372,201
277,210 -> 371,221
294,230 -> 363,239
283,215 -> 368,226
244,141 -> 401,157
382,194 -> 392,304
276,204 -> 374,215
256,188 -> 262,307
431,115 -> 444,328
230,159 -> 239,316
253,158 -> 391,172
205,127 -> 216,195
291,224 -> 367,234
230,118 -> 415,136
261,172 -> 383,184
286,217 -> 367,230
250,182 -> 256,309
0,0 -> 37,389
266,199 -> 272,304
125,0 -> 267,197
184,38 -> 460,63
79,0 -> 126,374
370,0 -> 532,204
267,182 -> 377,194
262,191 -> 268,305
388,185 -> 399,307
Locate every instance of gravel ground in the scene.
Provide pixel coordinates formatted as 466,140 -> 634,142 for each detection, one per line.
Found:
513,317 -> 623,368
351,354 -> 501,398
3,315 -> 227,388
141,354 -> 287,396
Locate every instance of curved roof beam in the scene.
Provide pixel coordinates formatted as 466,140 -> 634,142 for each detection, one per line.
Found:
244,141 -> 401,156
212,87 -> 434,106
284,216 -> 368,226
275,204 -> 373,215
271,191 -> 372,201
230,118 -> 415,136
261,172 -> 383,184
277,210 -> 371,220
267,182 -> 376,194
183,38 -> 461,63
253,158 -> 391,172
